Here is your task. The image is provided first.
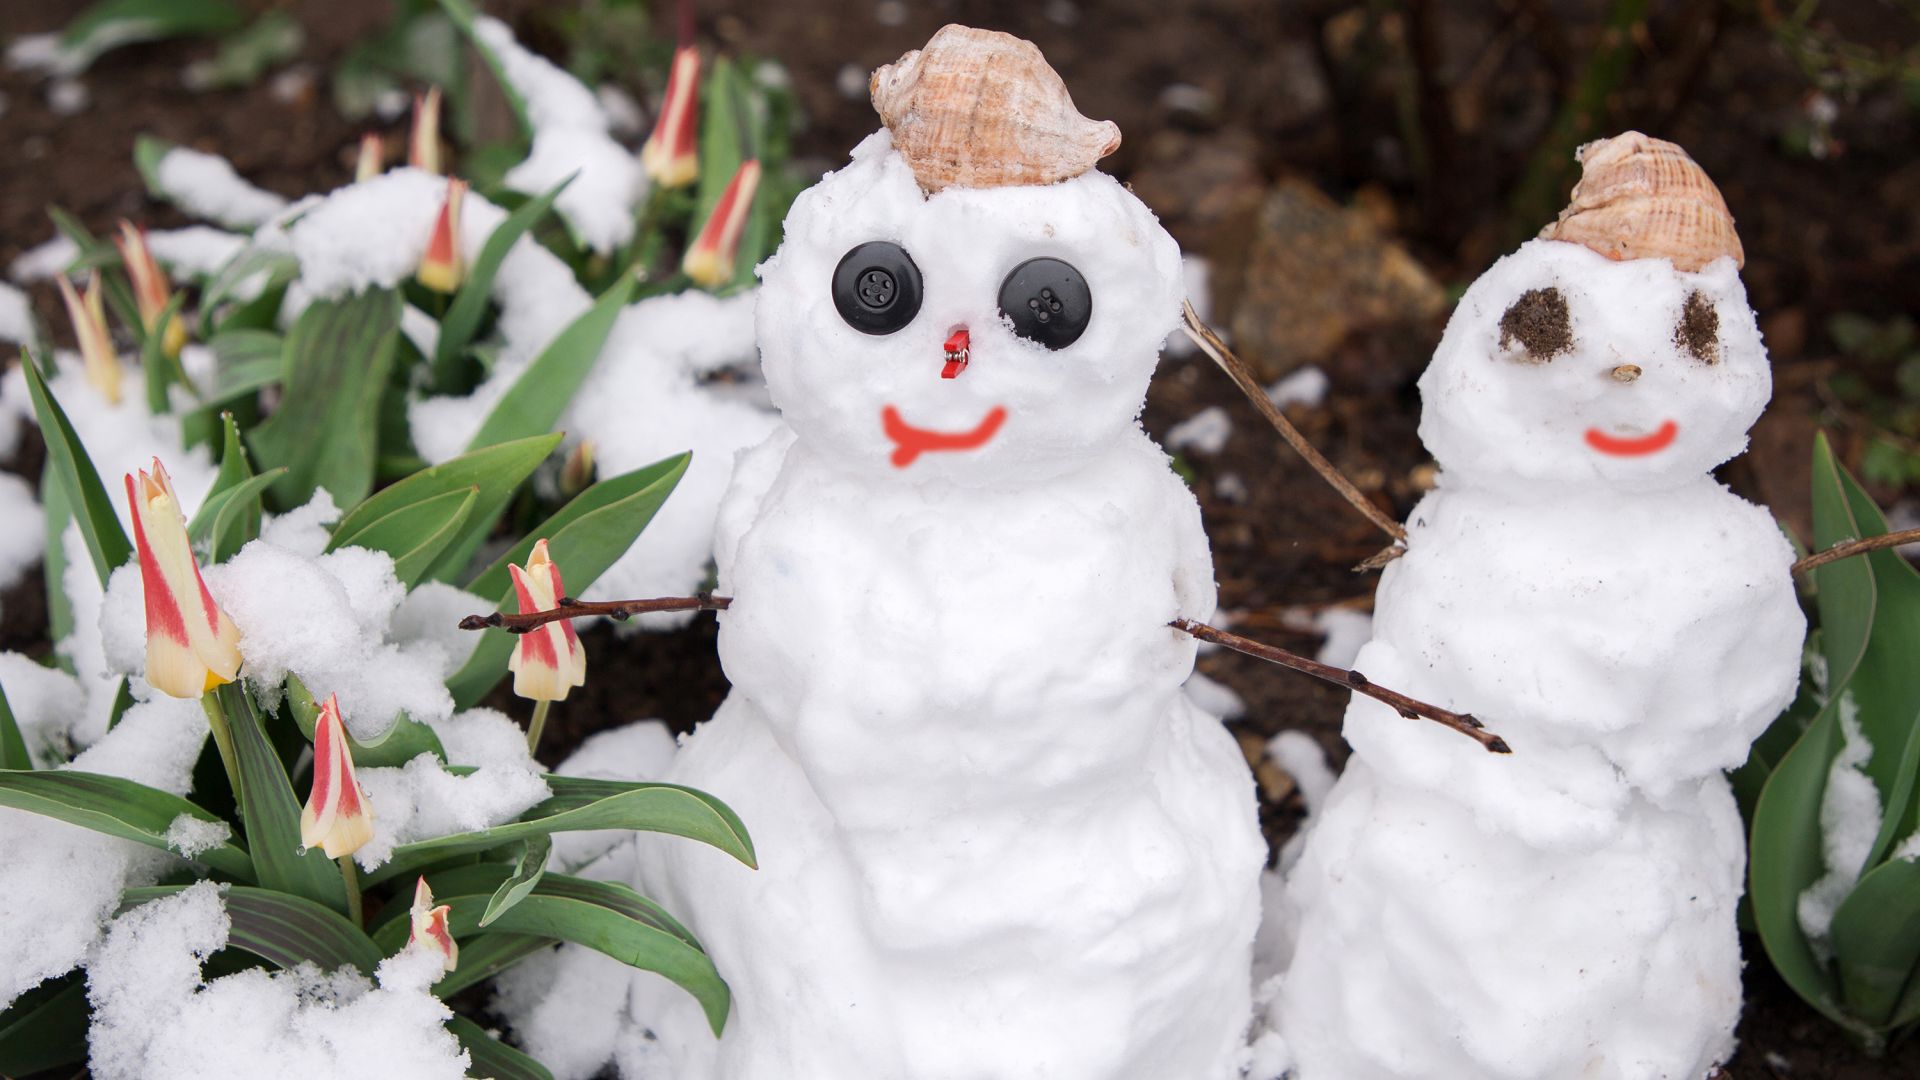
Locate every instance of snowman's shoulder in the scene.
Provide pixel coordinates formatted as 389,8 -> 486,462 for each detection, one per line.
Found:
714,423 -> 799,585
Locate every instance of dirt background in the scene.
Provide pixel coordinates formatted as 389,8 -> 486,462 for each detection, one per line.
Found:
3,0 -> 1918,1077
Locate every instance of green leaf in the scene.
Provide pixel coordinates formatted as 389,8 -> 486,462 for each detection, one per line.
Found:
0,769 -> 253,881
133,134 -> 175,203
222,684 -> 348,911
465,270 -> 637,452
435,175 -> 573,382
47,207 -> 141,333
336,486 -> 478,588
140,291 -> 192,415
121,883 -> 383,974
198,246 -> 299,338
0,973 -> 88,1076
284,674 -> 446,769
435,0 -> 531,137
1751,702 -> 1854,1031
434,932 -> 551,998
21,357 -> 133,585
449,1014 -> 554,1080
184,10 -> 303,91
481,835 -> 552,927
1830,855 -> 1920,1030
53,0 -> 241,74
374,868 -> 730,1035
365,775 -> 754,887
0,680 -> 28,771
186,414 -> 276,562
327,433 -> 562,584
447,453 -> 690,708
249,289 -> 404,511
41,464 -> 76,661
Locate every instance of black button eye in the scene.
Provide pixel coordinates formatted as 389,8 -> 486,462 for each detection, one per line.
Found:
998,257 -> 1091,350
833,241 -> 922,335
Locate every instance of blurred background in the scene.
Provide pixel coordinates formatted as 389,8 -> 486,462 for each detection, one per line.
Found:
1,3 -> 1916,1074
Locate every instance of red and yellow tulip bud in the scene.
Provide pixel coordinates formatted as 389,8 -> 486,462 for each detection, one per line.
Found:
409,86 -> 442,175
355,131 -> 385,182
299,693 -> 375,859
417,177 -> 467,294
641,45 -> 700,188
507,539 -> 586,702
559,439 -> 596,498
408,876 -> 458,975
682,159 -> 760,289
113,221 -> 186,361
126,458 -> 241,697
57,271 -> 121,405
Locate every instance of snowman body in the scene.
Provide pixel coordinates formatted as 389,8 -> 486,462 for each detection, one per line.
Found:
1278,238 -> 1803,1079
636,130 -> 1264,1079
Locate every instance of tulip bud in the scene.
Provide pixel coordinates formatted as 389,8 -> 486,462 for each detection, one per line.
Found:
417,177 -> 467,295
113,221 -> 186,361
641,46 -> 701,188
409,86 -> 442,175
299,693 -> 375,859
682,159 -> 760,289
559,439 -> 596,498
355,131 -> 384,183
125,458 -> 242,698
56,271 -> 122,405
407,876 -> 458,975
507,539 -> 586,702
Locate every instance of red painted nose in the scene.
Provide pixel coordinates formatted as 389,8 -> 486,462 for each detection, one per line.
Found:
942,328 -> 970,379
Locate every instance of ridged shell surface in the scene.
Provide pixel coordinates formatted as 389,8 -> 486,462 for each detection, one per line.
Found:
1538,131 -> 1744,272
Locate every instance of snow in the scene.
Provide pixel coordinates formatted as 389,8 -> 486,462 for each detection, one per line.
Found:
153,146 -> 290,230
0,651 -> 86,767
1267,731 -> 1333,814
606,128 -> 1264,1078
1798,693 -> 1881,955
473,15 -> 648,253
163,814 -> 232,858
9,233 -> 78,283
0,471 -> 44,594
0,695 -> 207,1009
0,281 -> 38,351
1184,670 -> 1245,721
546,719 -> 678,870
1266,364 -> 1328,410
1165,404 -> 1231,455
86,883 -> 472,1080
351,708 -> 550,869
146,225 -> 247,280
1310,607 -> 1370,668
1277,232 -> 1803,1078
47,77 -> 89,116
1163,253 -> 1210,357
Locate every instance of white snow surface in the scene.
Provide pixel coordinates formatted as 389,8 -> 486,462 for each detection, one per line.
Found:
1166,404 -> 1231,455
616,130 -> 1264,1079
351,707 -> 549,869
473,15 -> 647,253
1266,364 -> 1328,411
0,471 -> 44,594
0,651 -> 87,767
153,146 -> 290,229
0,695 -> 207,1008
1798,693 -> 1881,954
145,225 -> 247,280
0,281 -> 39,351
86,883 -> 471,1080
1278,237 -> 1805,1079
8,233 -> 78,283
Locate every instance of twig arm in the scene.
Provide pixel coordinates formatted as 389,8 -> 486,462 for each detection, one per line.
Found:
1171,617 -> 1510,754
458,593 -> 732,633
1791,528 -> 1920,575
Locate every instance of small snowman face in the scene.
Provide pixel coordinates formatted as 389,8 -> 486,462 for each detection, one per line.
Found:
1418,239 -> 1770,493
756,132 -> 1185,484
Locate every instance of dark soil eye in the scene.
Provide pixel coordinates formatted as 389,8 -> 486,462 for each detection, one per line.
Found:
998,257 -> 1092,350
1497,287 -> 1572,362
833,241 -> 923,335
1677,290 -> 1720,364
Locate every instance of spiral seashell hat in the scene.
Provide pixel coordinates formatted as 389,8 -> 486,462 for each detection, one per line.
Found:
871,24 -> 1121,194
1538,131 -> 1744,272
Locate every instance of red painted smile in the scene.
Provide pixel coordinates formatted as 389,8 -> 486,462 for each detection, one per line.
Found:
881,405 -> 1007,468
1585,420 -> 1679,456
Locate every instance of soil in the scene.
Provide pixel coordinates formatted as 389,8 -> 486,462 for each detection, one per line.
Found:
3,0 -> 1918,1077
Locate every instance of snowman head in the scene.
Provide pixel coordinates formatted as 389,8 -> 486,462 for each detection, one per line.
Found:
755,25 -> 1184,485
1419,132 -> 1771,495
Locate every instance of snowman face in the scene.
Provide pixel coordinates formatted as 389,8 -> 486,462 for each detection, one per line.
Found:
756,131 -> 1185,485
1417,239 -> 1770,494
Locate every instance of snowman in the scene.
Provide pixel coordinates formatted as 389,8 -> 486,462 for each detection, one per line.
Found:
1272,133 -> 1806,1079
629,25 -> 1266,1079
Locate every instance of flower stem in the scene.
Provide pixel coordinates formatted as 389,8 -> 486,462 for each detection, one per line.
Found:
338,856 -> 362,926
526,699 -> 552,756
199,691 -> 243,802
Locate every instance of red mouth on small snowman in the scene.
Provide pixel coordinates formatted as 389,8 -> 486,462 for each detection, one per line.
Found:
1585,420 -> 1679,456
881,405 -> 1007,468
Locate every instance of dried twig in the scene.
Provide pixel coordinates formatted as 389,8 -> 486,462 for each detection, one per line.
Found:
1174,617 -> 1508,754
455,593 -> 1506,753
1792,528 -> 1920,576
1180,302 -> 1408,543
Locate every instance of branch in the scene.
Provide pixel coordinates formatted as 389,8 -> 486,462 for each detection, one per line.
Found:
1792,528 -> 1920,576
1173,617 -> 1510,754
1180,302 -> 1408,542
457,593 -> 731,633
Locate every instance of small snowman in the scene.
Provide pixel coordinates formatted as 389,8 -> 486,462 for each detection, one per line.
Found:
633,25 -> 1265,1079
1274,133 -> 1805,1079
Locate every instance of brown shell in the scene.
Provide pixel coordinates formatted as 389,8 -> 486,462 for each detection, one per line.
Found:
870,24 -> 1121,194
1538,131 -> 1744,272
